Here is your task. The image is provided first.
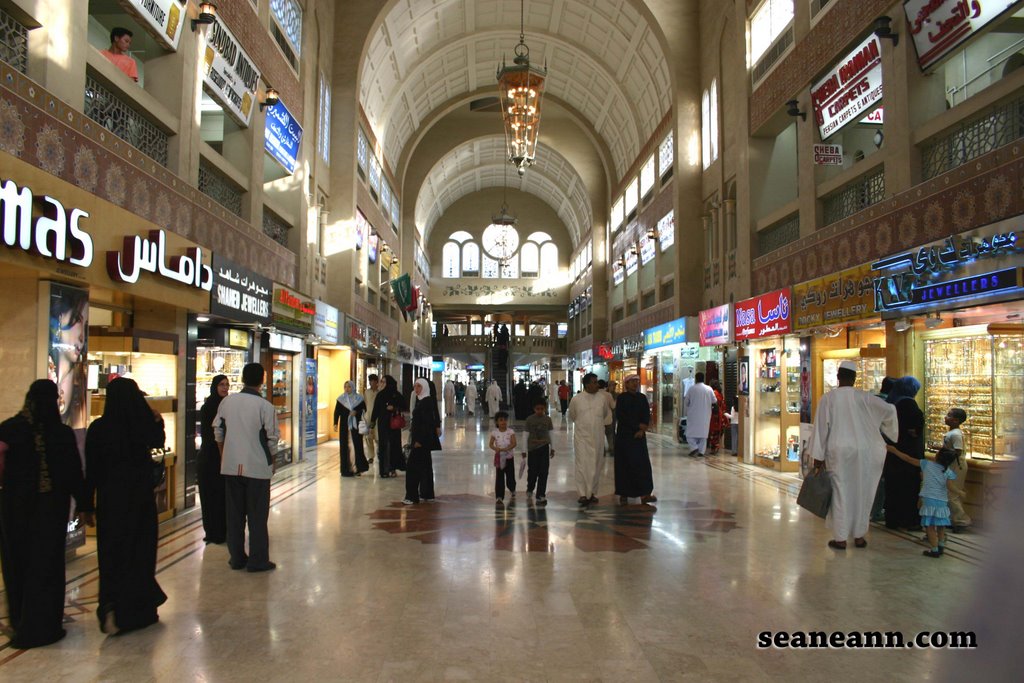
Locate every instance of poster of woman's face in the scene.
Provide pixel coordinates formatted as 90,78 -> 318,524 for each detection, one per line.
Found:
48,283 -> 89,431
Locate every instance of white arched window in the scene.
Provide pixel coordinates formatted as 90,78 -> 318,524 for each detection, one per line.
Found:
520,242 -> 539,275
540,242 -> 558,275
442,242 -> 460,278
526,231 -> 552,243
462,242 -> 480,275
702,80 -> 719,169
500,255 -> 519,279
449,230 -> 473,243
481,255 -> 499,278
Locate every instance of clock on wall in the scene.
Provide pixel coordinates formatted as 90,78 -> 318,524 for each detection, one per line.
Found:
482,224 -> 520,260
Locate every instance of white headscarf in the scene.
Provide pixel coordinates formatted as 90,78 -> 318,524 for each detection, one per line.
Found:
414,377 -> 432,397
338,381 -> 363,429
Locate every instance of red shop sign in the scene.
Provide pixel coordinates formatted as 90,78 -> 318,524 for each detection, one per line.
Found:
735,288 -> 792,341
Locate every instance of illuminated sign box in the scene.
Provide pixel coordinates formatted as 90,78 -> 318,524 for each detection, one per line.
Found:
735,288 -> 792,340
264,100 -> 303,174
905,0 -> 1018,71
810,34 -> 883,140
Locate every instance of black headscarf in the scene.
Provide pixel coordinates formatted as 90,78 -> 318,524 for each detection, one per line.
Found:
20,379 -> 61,492
103,377 -> 158,453
203,374 -> 229,412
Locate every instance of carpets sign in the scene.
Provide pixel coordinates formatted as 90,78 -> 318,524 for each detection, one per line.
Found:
810,34 -> 883,139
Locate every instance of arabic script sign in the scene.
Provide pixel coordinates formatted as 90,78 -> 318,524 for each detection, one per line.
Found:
699,305 -> 733,346
644,317 -> 690,352
905,0 -> 1017,71
810,34 -> 883,139
872,225 -> 1022,314
792,264 -> 875,331
264,100 -> 302,174
735,288 -> 792,341
107,229 -> 213,291
210,254 -> 272,324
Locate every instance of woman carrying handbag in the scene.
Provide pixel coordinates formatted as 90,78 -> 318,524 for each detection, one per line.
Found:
372,375 -> 406,477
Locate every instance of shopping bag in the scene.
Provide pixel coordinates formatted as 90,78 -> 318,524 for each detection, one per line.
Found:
357,419 -> 369,435
796,469 -> 833,519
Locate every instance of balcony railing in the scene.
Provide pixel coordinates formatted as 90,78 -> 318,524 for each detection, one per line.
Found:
84,76 -> 168,166
921,95 -> 1024,180
198,159 -> 242,216
822,169 -> 885,226
757,213 -> 800,257
0,7 -> 28,74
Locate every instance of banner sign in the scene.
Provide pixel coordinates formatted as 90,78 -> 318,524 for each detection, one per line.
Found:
644,317 -> 689,352
872,224 -> 1023,315
612,259 -> 625,284
905,0 -> 1018,71
304,358 -> 317,449
313,300 -> 339,343
264,100 -> 303,174
121,0 -> 184,51
811,34 -> 883,139
211,254 -> 272,325
792,263 -> 875,330
735,288 -> 792,340
639,235 -> 656,265
201,17 -> 260,126
699,304 -> 733,346
813,144 -> 844,166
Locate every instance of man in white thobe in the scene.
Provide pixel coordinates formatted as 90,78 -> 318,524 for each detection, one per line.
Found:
810,360 -> 898,549
569,372 -> 612,505
485,380 -> 502,416
465,381 -> 478,416
443,379 -> 456,416
683,372 -> 716,456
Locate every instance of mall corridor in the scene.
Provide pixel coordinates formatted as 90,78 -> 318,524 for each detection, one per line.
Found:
0,416 -> 988,682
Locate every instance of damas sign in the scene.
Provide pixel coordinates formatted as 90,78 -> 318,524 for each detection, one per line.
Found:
122,0 -> 184,50
1,179 -> 93,268
735,289 -> 792,341
906,0 -> 1018,71
107,229 -> 214,291
202,17 -> 260,126
810,35 -> 883,140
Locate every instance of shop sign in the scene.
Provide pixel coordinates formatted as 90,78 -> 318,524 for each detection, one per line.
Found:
368,233 -> 379,263
228,328 -> 249,348
792,263 -> 875,330
312,300 -> 339,344
345,317 -> 387,355
1,178 -> 94,268
210,254 -> 272,325
611,334 -> 645,360
108,228 -> 214,291
658,210 -> 675,251
872,225 -> 1022,315
268,331 -> 302,352
272,285 -> 314,331
612,259 -> 625,285
810,34 -> 883,139
861,108 -> 884,125
639,235 -> 656,265
263,100 -> 303,174
304,358 -> 317,449
122,0 -> 184,51
355,210 -> 369,250
201,16 -> 260,126
813,144 -> 844,166
397,342 -> 414,362
625,249 -> 639,276
735,288 -> 792,340
579,349 -> 593,366
432,360 -> 445,372
594,342 -> 614,362
644,317 -> 690,352
905,0 -> 1017,71
699,304 -> 733,346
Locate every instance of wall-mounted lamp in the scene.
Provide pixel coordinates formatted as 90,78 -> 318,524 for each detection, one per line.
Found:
646,228 -> 658,240
786,99 -> 806,121
873,16 -> 899,47
259,88 -> 280,112
191,2 -> 217,32
627,245 -> 638,256
873,129 -> 884,149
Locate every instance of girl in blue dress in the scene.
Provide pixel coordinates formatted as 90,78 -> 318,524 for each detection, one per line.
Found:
886,439 -> 959,558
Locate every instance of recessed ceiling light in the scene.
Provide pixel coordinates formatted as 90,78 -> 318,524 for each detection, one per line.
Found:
197,316 -> 210,322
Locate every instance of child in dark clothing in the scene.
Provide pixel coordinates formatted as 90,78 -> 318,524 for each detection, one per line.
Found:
522,401 -> 555,503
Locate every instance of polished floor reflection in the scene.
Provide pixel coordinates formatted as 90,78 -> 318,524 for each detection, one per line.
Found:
0,413 -> 989,681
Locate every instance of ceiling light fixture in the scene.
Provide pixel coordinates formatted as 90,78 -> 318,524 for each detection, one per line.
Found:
497,0 -> 547,177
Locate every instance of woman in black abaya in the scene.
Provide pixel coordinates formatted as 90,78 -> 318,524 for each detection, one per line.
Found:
83,377 -> 167,635
0,380 -> 87,649
372,375 -> 406,477
198,374 -> 229,543
883,376 -> 925,530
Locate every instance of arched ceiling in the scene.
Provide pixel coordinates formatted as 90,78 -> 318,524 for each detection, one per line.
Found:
415,137 -> 591,247
361,0 -> 671,182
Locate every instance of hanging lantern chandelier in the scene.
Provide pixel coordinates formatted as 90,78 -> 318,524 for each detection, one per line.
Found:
497,0 -> 547,176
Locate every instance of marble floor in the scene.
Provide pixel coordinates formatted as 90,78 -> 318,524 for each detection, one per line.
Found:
0,412 -> 1004,681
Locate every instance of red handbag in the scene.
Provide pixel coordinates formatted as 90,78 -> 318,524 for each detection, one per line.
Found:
389,413 -> 406,430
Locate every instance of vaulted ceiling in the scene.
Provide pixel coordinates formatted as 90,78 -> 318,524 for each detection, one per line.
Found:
359,0 -> 672,238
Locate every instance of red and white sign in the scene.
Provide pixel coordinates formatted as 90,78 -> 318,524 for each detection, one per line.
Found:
811,35 -> 883,140
735,288 -> 792,341
860,107 -> 884,125
905,0 -> 1018,71
699,304 -> 733,346
813,144 -> 844,166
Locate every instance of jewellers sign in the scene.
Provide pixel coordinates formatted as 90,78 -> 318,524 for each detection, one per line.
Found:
735,288 -> 792,340
120,0 -> 184,51
810,34 -> 883,139
872,221 -> 1023,315
210,254 -> 272,325
201,17 -> 260,127
906,0 -> 1018,71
